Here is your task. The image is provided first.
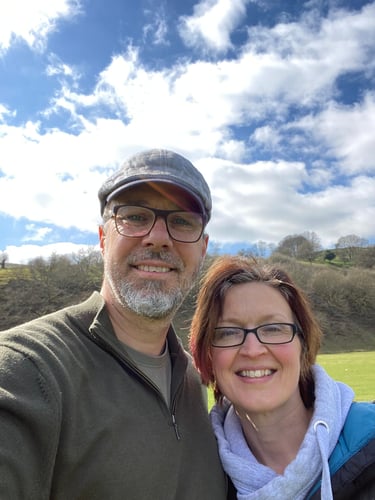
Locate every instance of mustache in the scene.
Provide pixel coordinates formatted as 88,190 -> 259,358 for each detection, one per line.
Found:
127,250 -> 184,271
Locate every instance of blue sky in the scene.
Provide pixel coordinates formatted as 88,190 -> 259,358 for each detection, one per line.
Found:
0,0 -> 374,263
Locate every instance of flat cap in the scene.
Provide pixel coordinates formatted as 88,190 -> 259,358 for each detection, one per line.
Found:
98,149 -> 212,220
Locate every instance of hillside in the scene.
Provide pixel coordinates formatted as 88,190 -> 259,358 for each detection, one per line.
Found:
175,254 -> 375,353
1,252 -> 374,353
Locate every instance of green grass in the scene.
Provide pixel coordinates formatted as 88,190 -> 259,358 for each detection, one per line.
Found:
318,351 -> 375,402
207,351 -> 375,409
0,265 -> 29,284
0,268 -> 14,284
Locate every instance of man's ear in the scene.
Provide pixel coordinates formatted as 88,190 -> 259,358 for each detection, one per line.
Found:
202,233 -> 209,258
99,225 -> 105,255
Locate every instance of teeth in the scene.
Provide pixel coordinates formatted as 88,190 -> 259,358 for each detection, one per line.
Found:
239,369 -> 273,378
137,265 -> 170,273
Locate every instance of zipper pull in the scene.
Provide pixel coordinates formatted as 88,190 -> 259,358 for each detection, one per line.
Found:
171,413 -> 181,440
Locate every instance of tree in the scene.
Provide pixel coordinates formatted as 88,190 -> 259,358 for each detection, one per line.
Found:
0,252 -> 8,269
253,240 -> 269,258
0,251 -> 104,330
356,245 -> 375,269
71,247 -> 103,288
303,231 -> 322,252
335,234 -> 368,262
275,234 -> 314,260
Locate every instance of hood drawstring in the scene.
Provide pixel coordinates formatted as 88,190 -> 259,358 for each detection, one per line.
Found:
314,420 -> 333,500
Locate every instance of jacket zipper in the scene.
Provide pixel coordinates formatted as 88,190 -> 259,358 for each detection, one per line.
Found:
171,413 -> 180,440
88,329 -> 182,440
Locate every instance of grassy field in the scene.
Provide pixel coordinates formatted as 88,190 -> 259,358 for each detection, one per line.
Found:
207,350 -> 375,408
0,266 -> 30,285
318,351 -> 374,401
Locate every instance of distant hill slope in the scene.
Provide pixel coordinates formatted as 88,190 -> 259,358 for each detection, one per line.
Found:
1,254 -> 374,353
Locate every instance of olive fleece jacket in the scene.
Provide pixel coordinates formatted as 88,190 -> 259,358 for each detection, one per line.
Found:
0,292 -> 227,499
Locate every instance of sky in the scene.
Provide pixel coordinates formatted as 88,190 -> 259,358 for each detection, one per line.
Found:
0,0 -> 374,264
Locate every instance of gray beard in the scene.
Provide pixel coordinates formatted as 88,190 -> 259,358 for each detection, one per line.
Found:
103,249 -> 203,319
104,263 -> 199,319
118,279 -> 185,319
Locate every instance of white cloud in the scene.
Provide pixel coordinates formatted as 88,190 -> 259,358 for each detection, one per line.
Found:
0,104 -> 16,123
23,225 -> 52,242
307,93 -> 375,175
240,2 -> 375,106
5,243 -> 98,265
250,125 -> 282,150
143,11 -> 169,46
30,3 -> 375,158
0,1 -> 374,262
204,156 -> 375,249
45,54 -> 82,87
178,0 -> 249,53
0,0 -> 82,54
0,117 -> 131,231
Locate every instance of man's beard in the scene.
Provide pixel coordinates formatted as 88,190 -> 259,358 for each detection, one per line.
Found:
118,279 -> 185,319
104,251 -> 202,319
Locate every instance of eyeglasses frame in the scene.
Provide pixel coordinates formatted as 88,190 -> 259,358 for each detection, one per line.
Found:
212,322 -> 300,348
110,204 -> 206,243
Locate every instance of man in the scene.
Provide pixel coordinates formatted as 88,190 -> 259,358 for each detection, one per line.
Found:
0,149 -> 228,499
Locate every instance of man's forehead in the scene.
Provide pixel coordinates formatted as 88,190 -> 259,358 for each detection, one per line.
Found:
114,181 -> 201,211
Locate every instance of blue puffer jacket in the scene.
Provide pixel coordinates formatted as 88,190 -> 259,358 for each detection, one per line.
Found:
307,401 -> 375,499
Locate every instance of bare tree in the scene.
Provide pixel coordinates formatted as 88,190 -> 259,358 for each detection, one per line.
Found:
0,252 -> 8,269
275,234 -> 314,261
254,240 -> 269,258
303,231 -> 322,252
335,234 -> 368,262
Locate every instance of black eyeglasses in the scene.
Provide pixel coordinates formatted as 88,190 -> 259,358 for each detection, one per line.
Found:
111,205 -> 205,243
212,323 -> 299,348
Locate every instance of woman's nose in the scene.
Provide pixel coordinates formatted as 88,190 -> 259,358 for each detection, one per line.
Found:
238,331 -> 268,356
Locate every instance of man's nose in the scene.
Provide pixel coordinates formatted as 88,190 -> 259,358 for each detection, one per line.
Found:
142,216 -> 173,246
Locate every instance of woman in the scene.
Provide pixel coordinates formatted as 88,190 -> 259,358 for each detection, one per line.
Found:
190,256 -> 375,499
